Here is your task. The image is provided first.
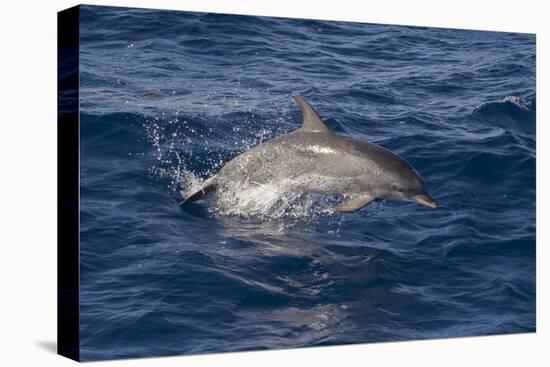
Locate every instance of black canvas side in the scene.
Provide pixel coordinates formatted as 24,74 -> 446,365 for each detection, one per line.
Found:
57,5 -> 80,362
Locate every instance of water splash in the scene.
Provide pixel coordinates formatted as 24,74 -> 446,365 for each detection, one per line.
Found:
209,180 -> 338,221
502,95 -> 534,111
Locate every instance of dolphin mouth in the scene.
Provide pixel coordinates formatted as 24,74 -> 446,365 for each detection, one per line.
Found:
411,194 -> 438,209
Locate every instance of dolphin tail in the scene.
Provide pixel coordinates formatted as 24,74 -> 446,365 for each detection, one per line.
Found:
180,176 -> 218,205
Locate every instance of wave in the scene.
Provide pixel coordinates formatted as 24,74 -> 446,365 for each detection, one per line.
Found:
473,95 -> 535,130
475,95 -> 535,115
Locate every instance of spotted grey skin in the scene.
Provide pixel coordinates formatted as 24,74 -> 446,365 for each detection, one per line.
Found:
182,96 -> 437,212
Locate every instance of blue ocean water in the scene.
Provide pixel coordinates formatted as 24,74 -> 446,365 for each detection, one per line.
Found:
76,5 -> 536,361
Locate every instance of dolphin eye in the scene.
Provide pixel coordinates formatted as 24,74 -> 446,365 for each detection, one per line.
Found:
391,183 -> 401,191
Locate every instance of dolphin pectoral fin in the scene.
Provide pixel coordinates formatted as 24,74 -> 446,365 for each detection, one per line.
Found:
333,194 -> 375,212
180,178 -> 218,205
292,96 -> 330,133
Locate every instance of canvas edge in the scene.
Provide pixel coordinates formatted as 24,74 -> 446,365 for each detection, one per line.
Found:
57,4 -> 81,362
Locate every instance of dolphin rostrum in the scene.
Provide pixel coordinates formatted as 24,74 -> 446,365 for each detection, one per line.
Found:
181,96 -> 437,212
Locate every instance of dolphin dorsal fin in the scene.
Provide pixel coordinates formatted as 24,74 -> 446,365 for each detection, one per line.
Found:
293,96 -> 329,132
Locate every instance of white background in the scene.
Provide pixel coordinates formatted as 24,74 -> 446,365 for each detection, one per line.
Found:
0,0 -> 547,365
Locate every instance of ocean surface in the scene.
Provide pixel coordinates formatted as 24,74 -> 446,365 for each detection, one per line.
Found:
76,5 -> 536,361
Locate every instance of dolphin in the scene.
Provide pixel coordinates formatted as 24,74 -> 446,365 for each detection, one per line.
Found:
181,96 -> 437,212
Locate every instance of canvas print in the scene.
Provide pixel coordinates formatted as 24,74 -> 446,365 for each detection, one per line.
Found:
57,5 -> 536,361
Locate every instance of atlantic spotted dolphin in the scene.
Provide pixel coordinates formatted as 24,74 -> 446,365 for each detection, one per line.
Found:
182,96 -> 437,212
